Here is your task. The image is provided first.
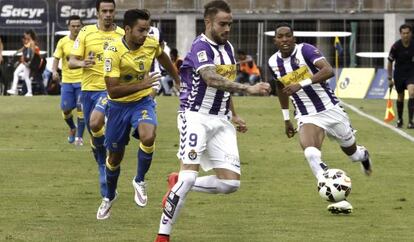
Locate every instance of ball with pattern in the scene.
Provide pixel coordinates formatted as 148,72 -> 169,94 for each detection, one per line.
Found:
317,169 -> 352,202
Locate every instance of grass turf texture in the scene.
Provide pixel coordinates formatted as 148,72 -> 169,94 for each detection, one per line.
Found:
0,96 -> 413,241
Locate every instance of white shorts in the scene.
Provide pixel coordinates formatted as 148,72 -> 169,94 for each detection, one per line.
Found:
176,111 -> 241,174
297,105 -> 356,147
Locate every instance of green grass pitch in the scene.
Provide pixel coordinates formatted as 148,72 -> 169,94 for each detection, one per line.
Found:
1,96 -> 413,241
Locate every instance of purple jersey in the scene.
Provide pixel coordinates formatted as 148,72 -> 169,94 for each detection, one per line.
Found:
179,34 -> 237,115
268,43 -> 339,117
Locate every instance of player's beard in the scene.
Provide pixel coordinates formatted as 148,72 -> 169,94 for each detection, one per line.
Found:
211,29 -> 228,45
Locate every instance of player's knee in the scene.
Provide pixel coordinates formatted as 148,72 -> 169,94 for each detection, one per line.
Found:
217,179 -> 240,194
139,132 -> 156,146
90,119 -> 103,133
179,170 -> 197,187
62,109 -> 72,116
304,147 -> 321,161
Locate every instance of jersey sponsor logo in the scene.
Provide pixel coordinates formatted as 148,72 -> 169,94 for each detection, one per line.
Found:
106,46 -> 117,52
197,50 -> 208,63
104,58 -> 112,72
188,149 -> 197,160
280,65 -> 312,86
216,64 -> 237,81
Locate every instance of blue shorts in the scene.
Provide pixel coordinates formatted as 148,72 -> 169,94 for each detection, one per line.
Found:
79,91 -> 108,131
105,96 -> 157,152
61,83 -> 81,111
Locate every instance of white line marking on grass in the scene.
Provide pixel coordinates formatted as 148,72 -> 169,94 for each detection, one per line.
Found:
341,101 -> 414,143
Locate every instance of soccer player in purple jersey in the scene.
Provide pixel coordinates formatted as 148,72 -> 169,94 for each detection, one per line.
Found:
269,22 -> 372,214
154,1 -> 270,241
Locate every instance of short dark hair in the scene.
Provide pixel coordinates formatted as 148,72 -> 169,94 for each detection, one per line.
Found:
67,15 -> 82,25
275,22 -> 293,34
399,23 -> 412,33
204,0 -> 231,19
96,0 -> 116,11
123,9 -> 150,28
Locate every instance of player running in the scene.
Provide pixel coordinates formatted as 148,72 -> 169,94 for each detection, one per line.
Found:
154,1 -> 270,241
268,22 -> 372,214
52,15 -> 85,146
96,9 -> 180,220
69,0 -> 124,198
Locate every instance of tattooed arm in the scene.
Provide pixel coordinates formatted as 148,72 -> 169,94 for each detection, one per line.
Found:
199,66 -> 249,93
199,66 -> 271,95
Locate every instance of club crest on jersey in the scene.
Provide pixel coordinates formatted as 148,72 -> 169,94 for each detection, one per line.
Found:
104,58 -> 112,72
103,42 -> 109,50
139,61 -> 145,70
197,50 -> 208,62
293,57 -> 300,66
188,149 -> 197,160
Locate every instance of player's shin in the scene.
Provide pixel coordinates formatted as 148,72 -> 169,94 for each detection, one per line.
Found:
76,110 -> 85,138
91,127 -> 107,196
135,143 -> 154,182
158,170 -> 197,235
105,157 -> 120,200
62,111 -> 76,130
408,98 -> 414,123
304,147 -> 328,179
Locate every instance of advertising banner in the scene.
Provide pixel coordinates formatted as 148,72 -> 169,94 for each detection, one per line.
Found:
335,68 -> 375,99
55,0 -> 97,31
0,0 -> 49,33
365,68 -> 388,99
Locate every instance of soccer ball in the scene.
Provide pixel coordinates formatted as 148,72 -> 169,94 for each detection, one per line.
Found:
317,169 -> 352,202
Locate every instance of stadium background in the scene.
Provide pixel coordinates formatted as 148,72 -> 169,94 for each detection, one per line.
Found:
1,0 -> 414,91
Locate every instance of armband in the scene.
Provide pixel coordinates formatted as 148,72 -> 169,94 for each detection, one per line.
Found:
299,78 -> 312,88
282,109 -> 290,121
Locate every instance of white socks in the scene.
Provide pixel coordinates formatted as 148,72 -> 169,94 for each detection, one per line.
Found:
158,170 -> 197,235
304,147 -> 326,179
348,145 -> 367,162
157,172 -> 241,235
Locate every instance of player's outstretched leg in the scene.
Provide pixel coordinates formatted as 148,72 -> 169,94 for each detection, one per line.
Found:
156,170 -> 197,241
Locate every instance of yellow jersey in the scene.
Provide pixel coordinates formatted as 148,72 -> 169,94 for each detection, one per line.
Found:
71,24 -> 124,91
104,36 -> 162,102
53,36 -> 82,83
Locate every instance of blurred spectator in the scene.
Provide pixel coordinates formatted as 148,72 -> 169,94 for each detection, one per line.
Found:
160,48 -> 182,95
236,49 -> 261,85
7,29 -> 40,96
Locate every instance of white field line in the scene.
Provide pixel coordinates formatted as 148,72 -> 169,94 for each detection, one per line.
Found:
341,101 -> 414,143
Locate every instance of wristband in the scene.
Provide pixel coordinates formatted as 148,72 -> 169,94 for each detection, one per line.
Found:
299,78 -> 312,87
282,109 -> 290,121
